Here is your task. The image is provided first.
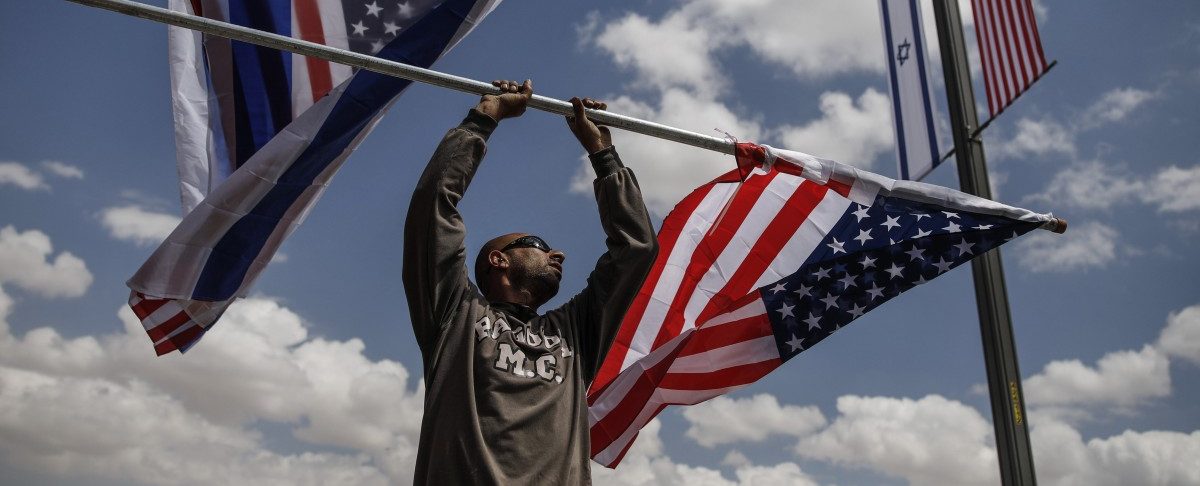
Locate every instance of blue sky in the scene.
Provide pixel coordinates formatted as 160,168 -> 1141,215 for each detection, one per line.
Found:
1,0 -> 1198,484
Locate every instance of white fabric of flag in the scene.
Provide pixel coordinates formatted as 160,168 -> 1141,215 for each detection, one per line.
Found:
879,0 -> 941,181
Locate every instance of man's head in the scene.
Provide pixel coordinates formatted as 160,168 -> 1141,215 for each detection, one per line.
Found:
474,233 -> 566,309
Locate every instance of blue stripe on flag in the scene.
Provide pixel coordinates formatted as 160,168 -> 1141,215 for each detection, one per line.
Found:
908,0 -> 939,171
192,0 -> 481,301
228,0 -> 293,169
880,0 -> 910,180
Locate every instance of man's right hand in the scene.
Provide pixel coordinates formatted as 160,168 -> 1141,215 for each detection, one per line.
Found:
477,79 -> 533,122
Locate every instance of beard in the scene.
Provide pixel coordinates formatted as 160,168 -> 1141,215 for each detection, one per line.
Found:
514,264 -> 561,303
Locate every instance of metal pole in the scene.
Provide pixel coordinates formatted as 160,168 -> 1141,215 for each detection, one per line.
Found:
930,1 -> 1037,484
64,0 -> 737,155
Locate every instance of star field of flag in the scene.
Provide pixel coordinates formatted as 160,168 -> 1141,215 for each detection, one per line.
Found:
346,0 -> 439,54
761,194 -> 1042,362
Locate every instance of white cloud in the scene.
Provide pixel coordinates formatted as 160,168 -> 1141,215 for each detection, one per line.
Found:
993,118 -> 1076,160
1013,221 -> 1118,273
1023,345 -> 1171,411
1142,165 -> 1200,213
99,205 -> 182,246
41,161 -> 84,179
1031,414 -> 1200,486
795,394 -> 999,485
0,161 -> 48,191
1024,160 -> 1141,210
1078,88 -> 1157,130
1157,304 -> 1200,365
591,12 -> 724,97
0,225 -> 92,299
681,393 -> 825,447
776,88 -> 895,169
592,420 -> 820,486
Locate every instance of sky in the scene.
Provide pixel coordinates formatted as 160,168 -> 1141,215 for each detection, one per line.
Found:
1,0 -> 1198,484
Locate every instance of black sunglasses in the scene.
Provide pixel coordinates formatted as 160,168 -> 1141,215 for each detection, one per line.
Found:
501,235 -> 553,253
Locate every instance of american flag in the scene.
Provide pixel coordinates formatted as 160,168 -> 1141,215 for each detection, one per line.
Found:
133,0 -> 501,356
970,0 -> 1050,117
586,142 -> 1057,467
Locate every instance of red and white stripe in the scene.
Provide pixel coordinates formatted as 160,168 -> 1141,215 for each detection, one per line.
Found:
587,145 -> 855,466
290,0 -> 353,115
129,292 -> 207,356
971,0 -> 1049,116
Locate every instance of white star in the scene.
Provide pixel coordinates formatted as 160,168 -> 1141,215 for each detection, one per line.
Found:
397,1 -> 416,17
886,263 -> 906,279
820,294 -> 840,309
905,247 -> 926,261
776,303 -> 795,319
943,211 -> 960,219
383,21 -> 401,36
914,213 -> 930,221
826,238 -> 846,254
913,228 -> 932,239
793,284 -> 813,298
859,254 -> 876,269
913,274 -> 929,285
943,221 -> 962,232
786,334 -> 805,352
839,274 -> 857,290
769,282 -> 787,294
852,204 -> 870,222
804,313 -> 822,331
351,20 -> 369,36
1007,231 -> 1020,241
370,39 -> 386,52
865,284 -> 885,300
974,224 -> 994,230
882,215 -> 901,231
364,1 -> 382,17
854,228 -> 873,246
933,258 -> 953,274
954,239 -> 975,257
846,304 -> 866,319
813,267 -> 831,280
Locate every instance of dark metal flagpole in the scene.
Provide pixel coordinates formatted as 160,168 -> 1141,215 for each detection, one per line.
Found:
929,1 -> 1038,484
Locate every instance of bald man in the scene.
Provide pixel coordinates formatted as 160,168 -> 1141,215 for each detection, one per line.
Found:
402,79 -> 657,485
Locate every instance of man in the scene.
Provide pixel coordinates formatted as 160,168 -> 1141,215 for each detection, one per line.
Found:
402,79 -> 658,484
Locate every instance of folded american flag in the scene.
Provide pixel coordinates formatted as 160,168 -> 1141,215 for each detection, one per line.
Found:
587,142 -> 1057,467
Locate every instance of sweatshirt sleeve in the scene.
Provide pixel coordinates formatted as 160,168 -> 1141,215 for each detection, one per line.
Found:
402,109 -> 496,352
551,147 -> 659,384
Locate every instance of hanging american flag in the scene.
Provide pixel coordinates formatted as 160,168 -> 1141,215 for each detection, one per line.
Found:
970,0 -> 1049,117
131,0 -> 501,356
586,142 -> 1060,467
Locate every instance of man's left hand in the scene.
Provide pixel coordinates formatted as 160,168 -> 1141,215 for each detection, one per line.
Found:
477,79 -> 533,121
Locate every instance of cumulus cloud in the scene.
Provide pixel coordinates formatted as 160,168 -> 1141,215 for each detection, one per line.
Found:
1142,165 -> 1200,213
1023,345 -> 1171,411
681,393 -> 826,447
776,88 -> 895,168
41,161 -> 84,179
1157,304 -> 1200,365
592,420 -> 820,486
993,118 -> 1076,160
1013,221 -> 1118,273
99,204 -> 182,246
591,11 -> 724,97
796,394 -> 999,485
1032,415 -> 1200,485
0,161 -> 48,191
1077,88 -> 1158,130
0,225 -> 92,300
1026,161 -> 1200,213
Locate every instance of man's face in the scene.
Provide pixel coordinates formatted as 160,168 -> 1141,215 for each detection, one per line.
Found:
481,233 -> 566,306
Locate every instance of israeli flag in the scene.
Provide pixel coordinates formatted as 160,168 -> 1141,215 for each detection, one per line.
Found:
880,0 -> 940,181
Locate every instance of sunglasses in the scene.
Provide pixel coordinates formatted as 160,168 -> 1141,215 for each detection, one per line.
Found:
501,235 -> 553,253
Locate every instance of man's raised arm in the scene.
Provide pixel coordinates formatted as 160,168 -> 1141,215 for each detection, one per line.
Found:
402,80 -> 532,353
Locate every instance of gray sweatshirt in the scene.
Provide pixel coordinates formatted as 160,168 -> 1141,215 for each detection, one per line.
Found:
402,109 -> 657,485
